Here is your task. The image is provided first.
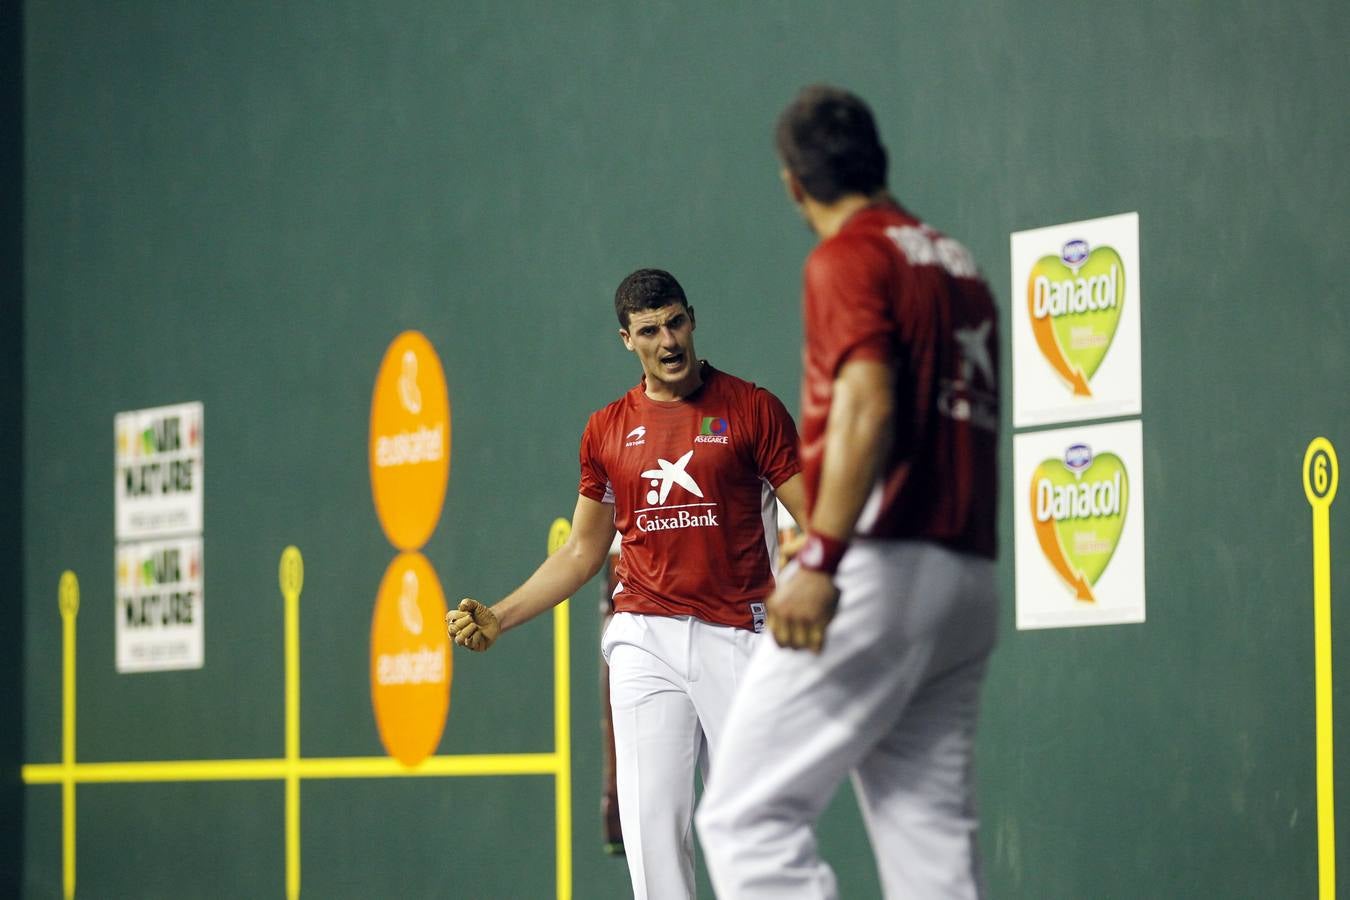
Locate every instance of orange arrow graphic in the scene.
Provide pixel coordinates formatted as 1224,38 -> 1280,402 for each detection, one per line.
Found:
1031,476 -> 1096,603
1027,271 -> 1093,396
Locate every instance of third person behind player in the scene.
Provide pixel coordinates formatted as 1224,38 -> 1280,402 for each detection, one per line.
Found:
697,85 -> 1002,899
448,268 -> 806,899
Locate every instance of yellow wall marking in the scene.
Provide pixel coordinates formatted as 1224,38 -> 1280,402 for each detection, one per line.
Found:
58,571 -> 79,900
24,535 -> 576,898
280,546 -> 304,900
548,517 -> 574,900
21,753 -> 563,785
1304,437 -> 1340,900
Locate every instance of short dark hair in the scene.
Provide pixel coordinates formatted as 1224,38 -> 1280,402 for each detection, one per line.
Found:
775,85 -> 888,204
614,268 -> 688,327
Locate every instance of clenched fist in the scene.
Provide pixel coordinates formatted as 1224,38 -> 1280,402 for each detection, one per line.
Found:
445,598 -> 501,652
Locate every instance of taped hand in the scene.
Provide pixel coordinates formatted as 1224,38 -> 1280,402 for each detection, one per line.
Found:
765,569 -> 838,653
445,598 -> 501,652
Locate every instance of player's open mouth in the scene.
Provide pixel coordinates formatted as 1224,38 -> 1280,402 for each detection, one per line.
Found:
660,352 -> 685,369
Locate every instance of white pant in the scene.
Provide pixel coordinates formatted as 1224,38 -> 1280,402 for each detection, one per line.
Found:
601,612 -> 761,900
696,541 -> 998,899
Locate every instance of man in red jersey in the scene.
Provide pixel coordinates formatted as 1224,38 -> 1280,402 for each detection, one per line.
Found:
447,268 -> 807,899
697,86 -> 1001,899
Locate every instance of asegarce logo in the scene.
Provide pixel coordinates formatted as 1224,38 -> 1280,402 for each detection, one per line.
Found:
634,449 -> 720,532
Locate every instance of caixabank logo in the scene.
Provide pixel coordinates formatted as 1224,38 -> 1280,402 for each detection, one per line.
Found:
634,448 -> 721,532
1013,420 -> 1145,630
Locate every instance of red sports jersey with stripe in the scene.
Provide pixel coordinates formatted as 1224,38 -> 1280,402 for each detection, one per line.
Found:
799,201 -> 999,558
578,364 -> 800,630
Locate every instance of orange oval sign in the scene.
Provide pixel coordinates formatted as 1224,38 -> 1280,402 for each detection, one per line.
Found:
369,331 -> 451,551
370,551 -> 451,766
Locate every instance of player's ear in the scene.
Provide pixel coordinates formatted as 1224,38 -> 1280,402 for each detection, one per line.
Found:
686,306 -> 696,331
618,328 -> 635,352
781,168 -> 805,205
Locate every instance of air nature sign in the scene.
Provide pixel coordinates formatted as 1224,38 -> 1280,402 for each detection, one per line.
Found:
114,402 -> 206,671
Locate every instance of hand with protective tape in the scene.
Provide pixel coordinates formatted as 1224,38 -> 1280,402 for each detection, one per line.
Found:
445,598 -> 501,652
765,569 -> 839,653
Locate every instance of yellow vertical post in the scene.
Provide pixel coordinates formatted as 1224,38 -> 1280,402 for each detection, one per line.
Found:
280,547 -> 305,900
1304,438 -> 1339,900
58,572 -> 80,900
547,519 -> 573,900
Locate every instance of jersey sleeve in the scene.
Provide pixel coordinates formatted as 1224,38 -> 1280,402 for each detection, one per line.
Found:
803,234 -> 896,376
577,413 -> 612,503
748,387 -> 801,489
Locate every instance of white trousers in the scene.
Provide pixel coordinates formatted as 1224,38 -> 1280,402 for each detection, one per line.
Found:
602,612 -> 761,900
696,541 -> 998,899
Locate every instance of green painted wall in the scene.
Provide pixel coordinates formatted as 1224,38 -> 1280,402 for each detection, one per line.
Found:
3,0 -> 24,894
20,1 -> 1350,897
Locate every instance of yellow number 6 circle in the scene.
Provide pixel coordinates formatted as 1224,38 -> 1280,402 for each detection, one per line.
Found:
1304,438 -> 1339,508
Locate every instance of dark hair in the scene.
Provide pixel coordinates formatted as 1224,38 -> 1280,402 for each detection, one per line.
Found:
775,85 -> 888,203
614,268 -> 688,327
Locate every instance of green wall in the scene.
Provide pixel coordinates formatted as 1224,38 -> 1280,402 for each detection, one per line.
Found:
3,0 -> 24,894
20,1 -> 1350,897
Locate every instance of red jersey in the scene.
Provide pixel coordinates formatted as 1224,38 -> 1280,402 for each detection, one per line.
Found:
578,364 -> 800,630
799,202 -> 999,558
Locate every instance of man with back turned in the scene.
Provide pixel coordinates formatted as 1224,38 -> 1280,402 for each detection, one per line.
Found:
697,86 -> 1001,899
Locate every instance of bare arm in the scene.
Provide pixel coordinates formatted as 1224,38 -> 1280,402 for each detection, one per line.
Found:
766,358 -> 893,651
808,358 -> 893,542
492,493 -> 617,631
448,493 -> 616,650
772,472 -> 809,536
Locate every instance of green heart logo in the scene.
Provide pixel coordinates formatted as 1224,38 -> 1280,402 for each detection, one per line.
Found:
1030,451 -> 1129,601
1026,246 -> 1126,395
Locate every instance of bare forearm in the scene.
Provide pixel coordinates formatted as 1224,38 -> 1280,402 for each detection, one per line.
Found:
810,362 -> 892,540
492,541 -> 608,632
773,473 -> 809,534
